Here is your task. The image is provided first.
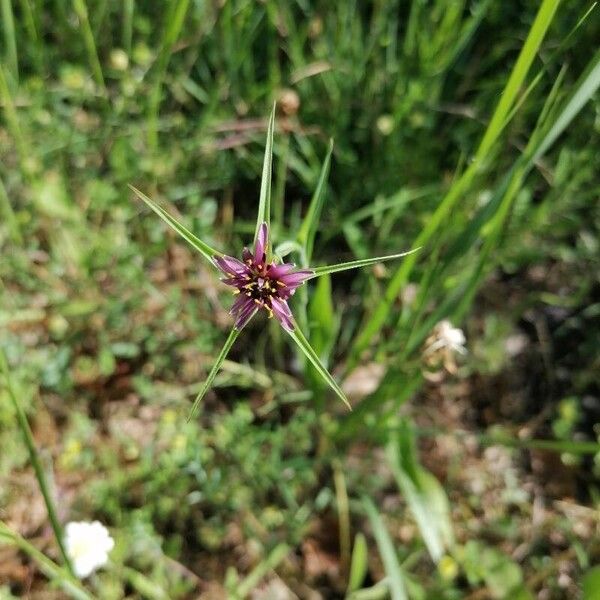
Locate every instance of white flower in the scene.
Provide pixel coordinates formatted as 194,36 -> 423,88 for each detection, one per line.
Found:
426,320 -> 467,355
64,521 -> 114,578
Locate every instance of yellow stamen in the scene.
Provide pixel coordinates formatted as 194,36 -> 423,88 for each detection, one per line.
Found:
233,289 -> 240,295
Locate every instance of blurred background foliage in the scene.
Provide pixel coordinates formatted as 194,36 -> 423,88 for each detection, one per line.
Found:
1,0 -> 599,598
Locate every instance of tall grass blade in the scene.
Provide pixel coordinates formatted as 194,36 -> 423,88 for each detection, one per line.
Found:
333,463 -> 351,573
122,0 -> 135,54
0,349 -> 74,575
187,327 -> 241,421
348,0 -> 562,368
72,0 -> 106,92
0,61 -> 27,169
475,0 -> 561,159
532,47 -> 600,163
347,533 -> 368,593
454,47 -> 600,321
297,138 -> 334,263
147,0 -> 190,149
362,496 -> 408,600
0,174 -> 22,244
387,429 -> 454,563
287,325 -> 351,410
1,0 -> 18,81
235,543 -> 289,598
129,185 -> 222,263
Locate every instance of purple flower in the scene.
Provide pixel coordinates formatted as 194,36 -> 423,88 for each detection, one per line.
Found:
214,223 -> 313,331
130,110 -> 418,418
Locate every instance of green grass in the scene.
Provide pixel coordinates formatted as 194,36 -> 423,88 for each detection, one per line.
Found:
1,1 -> 599,597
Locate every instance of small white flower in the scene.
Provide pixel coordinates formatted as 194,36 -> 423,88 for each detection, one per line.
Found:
64,521 -> 114,578
426,320 -> 467,355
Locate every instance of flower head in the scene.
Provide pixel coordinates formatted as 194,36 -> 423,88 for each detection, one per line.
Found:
425,320 -> 467,356
214,223 -> 313,331
130,106 -> 419,417
64,520 -> 114,578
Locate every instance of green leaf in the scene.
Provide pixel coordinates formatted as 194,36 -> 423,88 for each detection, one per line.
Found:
187,327 -> 242,420
309,248 -> 421,279
387,429 -> 454,563
297,138 -> 334,263
286,325 -> 351,410
255,103 -> 276,253
129,185 -> 222,263
362,497 -> 409,600
347,533 -> 369,593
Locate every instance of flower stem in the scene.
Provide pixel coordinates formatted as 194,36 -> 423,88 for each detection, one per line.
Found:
0,349 -> 74,576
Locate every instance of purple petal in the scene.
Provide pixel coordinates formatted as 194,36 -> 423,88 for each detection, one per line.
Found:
234,301 -> 258,330
278,269 -> 313,287
214,255 -> 250,276
221,277 -> 246,288
270,297 -> 294,331
229,294 -> 251,315
266,262 -> 296,278
254,222 -> 268,263
242,247 -> 253,263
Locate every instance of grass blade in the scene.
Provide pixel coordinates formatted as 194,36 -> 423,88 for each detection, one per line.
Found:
309,248 -> 420,279
0,349 -> 74,575
475,0 -> 561,159
387,429 -> 453,563
532,47 -> 600,163
362,497 -> 408,600
72,0 -> 106,92
347,533 -> 369,593
129,185 -> 222,263
0,173 -> 22,244
0,521 -> 92,600
122,0 -> 135,54
235,543 -> 289,598
453,47 -> 600,322
348,0 -> 561,368
1,0 -> 18,82
147,0 -> 190,149
286,325 -> 351,410
333,462 -> 351,573
187,327 -> 241,420
297,138 -> 334,263
0,61 -> 27,170
255,102 -> 276,254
